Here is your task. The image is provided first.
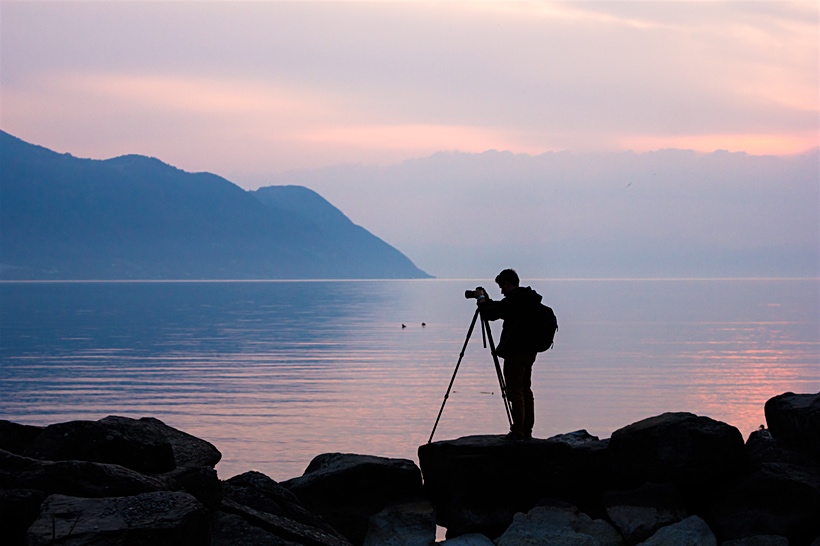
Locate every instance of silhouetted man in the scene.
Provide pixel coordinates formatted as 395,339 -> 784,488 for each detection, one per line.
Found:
475,269 -> 543,441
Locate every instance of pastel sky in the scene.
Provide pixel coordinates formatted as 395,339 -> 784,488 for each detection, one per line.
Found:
1,1 -> 817,184
2,1 -> 818,279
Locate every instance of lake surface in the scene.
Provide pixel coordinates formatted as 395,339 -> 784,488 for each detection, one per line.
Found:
1,278 -> 817,481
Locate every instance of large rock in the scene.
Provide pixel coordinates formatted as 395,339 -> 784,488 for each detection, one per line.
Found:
282,453 -> 424,545
603,482 -> 687,545
417,431 -> 610,538
0,420 -> 44,454
210,511 -> 303,546
608,412 -> 746,495
744,428 -> 815,468
161,464 -> 222,509
765,392 -> 820,457
16,416 -> 221,474
708,425 -> 820,544
221,497 -> 351,546
0,448 -> 166,498
494,501 -> 624,546
709,460 -> 820,544
637,515 -> 716,546
26,491 -> 209,546
0,488 -> 46,546
223,471 -> 344,539
22,418 -> 176,474
101,416 -> 222,468
362,499 -> 436,546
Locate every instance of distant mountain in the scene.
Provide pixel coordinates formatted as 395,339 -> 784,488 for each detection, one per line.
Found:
0,131 -> 431,279
272,148 -> 819,278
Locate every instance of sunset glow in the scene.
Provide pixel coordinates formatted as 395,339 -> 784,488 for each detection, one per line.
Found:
296,124 -> 536,157
1,1 -> 815,174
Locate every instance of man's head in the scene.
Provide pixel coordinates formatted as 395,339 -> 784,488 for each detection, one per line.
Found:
495,269 -> 519,296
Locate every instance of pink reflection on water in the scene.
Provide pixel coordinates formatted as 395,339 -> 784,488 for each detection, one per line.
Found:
3,279 -> 817,483
542,320 -> 817,445
674,324 -> 819,439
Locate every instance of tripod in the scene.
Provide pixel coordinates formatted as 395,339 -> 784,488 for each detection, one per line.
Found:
428,305 -> 513,443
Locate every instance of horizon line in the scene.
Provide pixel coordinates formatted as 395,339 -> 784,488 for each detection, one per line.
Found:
1,277 -> 818,284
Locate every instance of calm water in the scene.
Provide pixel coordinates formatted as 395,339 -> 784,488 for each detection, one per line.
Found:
1,279 -> 817,480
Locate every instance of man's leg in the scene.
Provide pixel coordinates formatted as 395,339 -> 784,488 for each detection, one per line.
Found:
504,354 -> 533,438
521,353 -> 535,438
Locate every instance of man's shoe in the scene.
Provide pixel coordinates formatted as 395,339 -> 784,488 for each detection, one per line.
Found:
503,431 -> 525,442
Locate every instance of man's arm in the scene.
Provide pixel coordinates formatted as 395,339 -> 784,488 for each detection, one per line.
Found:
475,287 -> 504,321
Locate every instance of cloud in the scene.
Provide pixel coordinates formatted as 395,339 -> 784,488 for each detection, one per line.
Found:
1,1 -> 817,175
59,74 -> 324,116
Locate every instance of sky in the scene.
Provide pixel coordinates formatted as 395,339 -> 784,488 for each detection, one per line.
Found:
1,1 -> 818,278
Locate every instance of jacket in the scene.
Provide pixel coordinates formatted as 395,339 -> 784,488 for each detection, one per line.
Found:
479,286 -> 543,358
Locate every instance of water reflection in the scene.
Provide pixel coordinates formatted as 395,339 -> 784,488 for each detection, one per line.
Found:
1,279 -> 817,480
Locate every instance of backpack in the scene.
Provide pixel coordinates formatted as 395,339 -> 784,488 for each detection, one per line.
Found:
528,303 -> 558,352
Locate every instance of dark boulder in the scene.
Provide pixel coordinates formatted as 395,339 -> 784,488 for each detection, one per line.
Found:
0,420 -> 43,454
210,511 -> 303,546
0,448 -> 166,498
361,499 -> 436,546
549,429 -> 614,506
765,392 -> 820,457
707,426 -> 820,544
417,431 -> 610,538
26,491 -> 210,546
608,412 -> 746,496
221,497 -> 351,546
745,427 -> 819,470
603,482 -> 687,545
0,488 -> 46,546
22,418 -> 176,474
282,453 -> 423,545
223,471 -> 344,539
494,500 -> 624,546
161,464 -> 222,510
709,460 -> 820,545
18,416 -> 222,475
638,515 -> 717,546
101,416 -> 222,468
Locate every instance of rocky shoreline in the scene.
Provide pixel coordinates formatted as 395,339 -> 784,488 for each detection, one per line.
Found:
1,392 -> 818,545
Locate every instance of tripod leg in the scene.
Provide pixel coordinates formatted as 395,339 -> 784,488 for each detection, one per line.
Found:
428,307 -> 481,444
481,318 -> 514,429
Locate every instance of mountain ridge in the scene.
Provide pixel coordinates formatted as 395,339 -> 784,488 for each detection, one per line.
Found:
0,130 -> 431,280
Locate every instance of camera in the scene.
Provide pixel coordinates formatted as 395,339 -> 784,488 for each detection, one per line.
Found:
464,287 -> 485,299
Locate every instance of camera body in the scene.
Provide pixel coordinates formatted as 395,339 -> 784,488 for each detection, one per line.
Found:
464,287 -> 485,299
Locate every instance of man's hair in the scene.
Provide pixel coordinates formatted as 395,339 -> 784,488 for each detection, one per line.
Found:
495,269 -> 520,287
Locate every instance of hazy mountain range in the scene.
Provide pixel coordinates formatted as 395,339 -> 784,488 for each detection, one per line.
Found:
266,148 -> 819,278
3,128 -> 817,280
0,131 -> 431,280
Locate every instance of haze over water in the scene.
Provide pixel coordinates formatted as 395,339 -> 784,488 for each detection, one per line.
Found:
1,278 -> 816,480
